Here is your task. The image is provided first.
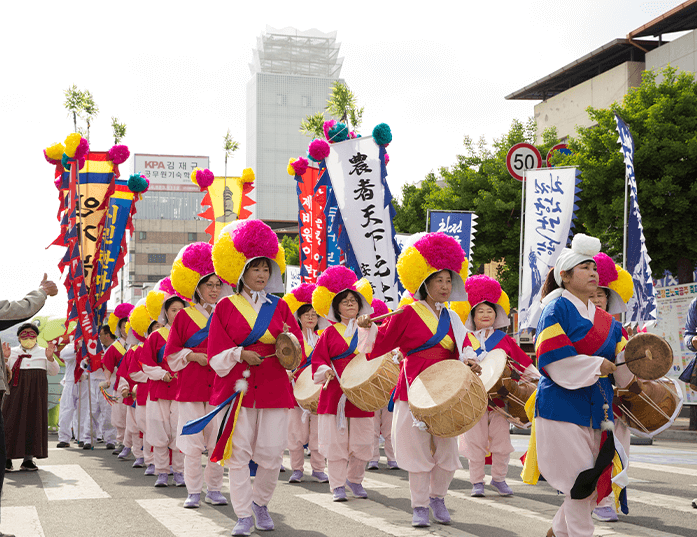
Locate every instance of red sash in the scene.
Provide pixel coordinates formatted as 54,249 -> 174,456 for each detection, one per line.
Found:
572,308 -> 613,356
11,354 -> 30,387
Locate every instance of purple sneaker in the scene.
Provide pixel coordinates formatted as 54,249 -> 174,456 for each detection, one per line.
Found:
232,516 -> 254,536
117,447 -> 131,459
332,486 -> 347,502
490,479 -> 513,496
311,470 -> 329,483
288,470 -> 303,483
412,507 -> 430,527
144,464 -> 156,476
387,460 -> 400,470
592,506 -> 618,522
132,457 -> 145,468
429,497 -> 451,524
173,472 -> 186,487
252,501 -> 274,531
154,473 -> 169,487
205,490 -> 228,505
471,482 -> 485,497
367,460 -> 379,470
183,493 -> 200,508
345,480 -> 368,499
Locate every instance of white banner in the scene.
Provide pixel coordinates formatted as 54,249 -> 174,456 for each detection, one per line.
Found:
519,167 -> 580,331
323,136 -> 399,308
285,265 -> 301,294
134,154 -> 210,192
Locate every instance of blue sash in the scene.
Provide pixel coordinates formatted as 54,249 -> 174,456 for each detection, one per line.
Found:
332,331 -> 358,361
239,295 -> 280,347
297,349 -> 314,371
156,344 -> 166,364
474,329 -> 506,356
407,309 -> 451,356
184,314 -> 213,349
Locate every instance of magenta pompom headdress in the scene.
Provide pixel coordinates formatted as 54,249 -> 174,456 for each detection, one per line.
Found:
171,242 -> 217,301
312,266 -> 374,323
396,232 -> 469,301
212,219 -> 286,294
371,298 -> 390,324
283,283 -> 331,329
108,303 -> 134,339
462,275 -> 511,330
593,252 -> 634,314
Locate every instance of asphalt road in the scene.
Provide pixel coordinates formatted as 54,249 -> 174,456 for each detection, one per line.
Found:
1,432 -> 695,537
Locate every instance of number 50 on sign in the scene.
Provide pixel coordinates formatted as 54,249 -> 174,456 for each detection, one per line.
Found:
506,143 -> 542,181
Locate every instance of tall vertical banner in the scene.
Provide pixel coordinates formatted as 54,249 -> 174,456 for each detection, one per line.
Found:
519,167 -> 581,331
323,137 -> 400,308
295,165 -> 327,282
199,174 -> 256,244
428,210 -> 477,266
319,168 -> 343,268
615,114 -> 657,327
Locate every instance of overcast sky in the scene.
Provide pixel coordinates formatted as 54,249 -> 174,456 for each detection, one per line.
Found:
0,0 -> 685,317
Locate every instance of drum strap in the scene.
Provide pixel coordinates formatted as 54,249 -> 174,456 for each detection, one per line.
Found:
407,309 -> 450,356
237,295 -> 280,347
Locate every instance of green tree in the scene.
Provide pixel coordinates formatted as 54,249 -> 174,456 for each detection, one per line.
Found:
559,66 -> 697,284
393,119 -> 560,305
299,82 -> 364,138
64,84 -> 84,132
111,117 -> 127,144
81,90 -> 99,142
223,129 -> 240,179
281,235 -> 300,266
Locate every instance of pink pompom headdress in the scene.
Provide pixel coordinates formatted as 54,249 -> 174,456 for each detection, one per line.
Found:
593,252 -> 634,314
312,266 -> 374,323
462,275 -> 510,330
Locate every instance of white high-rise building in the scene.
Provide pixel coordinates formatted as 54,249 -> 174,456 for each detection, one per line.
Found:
247,26 -> 344,222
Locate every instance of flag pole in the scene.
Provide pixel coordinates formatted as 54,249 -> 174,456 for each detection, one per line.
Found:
621,138 -> 629,327
516,169 -> 527,345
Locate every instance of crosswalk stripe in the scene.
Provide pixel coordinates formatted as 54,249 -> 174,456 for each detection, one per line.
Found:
628,489 -> 697,514
628,461 -> 697,478
297,492 -> 479,537
38,465 -> 110,501
453,468 -> 524,486
136,498 -> 232,537
0,506 -> 46,537
281,455 -> 400,489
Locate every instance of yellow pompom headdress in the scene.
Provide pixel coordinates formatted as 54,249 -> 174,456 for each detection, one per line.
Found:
108,303 -> 134,339
594,252 -> 634,314
212,219 -> 286,294
461,275 -> 510,330
396,232 -> 469,301
312,265 -> 373,323
146,276 -> 186,325
449,301 -> 472,327
171,242 -> 219,302
282,282 -> 331,330
127,298 -> 156,345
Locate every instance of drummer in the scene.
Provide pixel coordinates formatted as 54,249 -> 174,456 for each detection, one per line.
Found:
590,252 -> 634,523
310,265 -> 375,503
282,283 -> 329,484
164,242 -> 227,509
366,298 -> 399,472
458,275 -> 539,498
360,232 -> 474,528
522,234 -> 634,537
208,219 -> 303,536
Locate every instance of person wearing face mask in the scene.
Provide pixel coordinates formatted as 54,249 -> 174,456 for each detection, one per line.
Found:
139,278 -> 187,488
282,283 -> 329,485
359,232 -> 473,528
310,265 -> 375,506
2,323 -> 60,471
165,242 -> 230,510
458,275 -> 540,498
522,235 -> 634,537
101,304 -> 134,455
206,219 -> 303,536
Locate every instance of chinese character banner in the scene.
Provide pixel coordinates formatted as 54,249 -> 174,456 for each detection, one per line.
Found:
295,166 -> 327,283
615,114 -> 657,328
519,167 -> 581,331
323,136 -> 400,308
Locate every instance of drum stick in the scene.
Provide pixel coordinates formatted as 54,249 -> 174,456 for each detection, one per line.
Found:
615,349 -> 653,368
371,309 -> 404,323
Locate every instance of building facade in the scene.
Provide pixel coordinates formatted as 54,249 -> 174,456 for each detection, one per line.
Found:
247,26 -> 343,222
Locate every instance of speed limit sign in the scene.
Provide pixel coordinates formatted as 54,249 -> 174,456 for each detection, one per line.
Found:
506,143 -> 542,181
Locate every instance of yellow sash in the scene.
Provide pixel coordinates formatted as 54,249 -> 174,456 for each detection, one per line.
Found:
465,332 -> 480,351
184,306 -> 209,329
411,303 -> 455,351
156,327 -> 170,341
520,390 -> 540,485
112,341 -> 127,356
228,295 -> 276,345
333,323 -> 360,356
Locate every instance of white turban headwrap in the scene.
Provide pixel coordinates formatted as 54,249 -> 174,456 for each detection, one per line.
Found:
542,234 -> 602,306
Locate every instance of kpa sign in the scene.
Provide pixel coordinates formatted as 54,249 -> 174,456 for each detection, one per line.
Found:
134,154 -> 210,192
